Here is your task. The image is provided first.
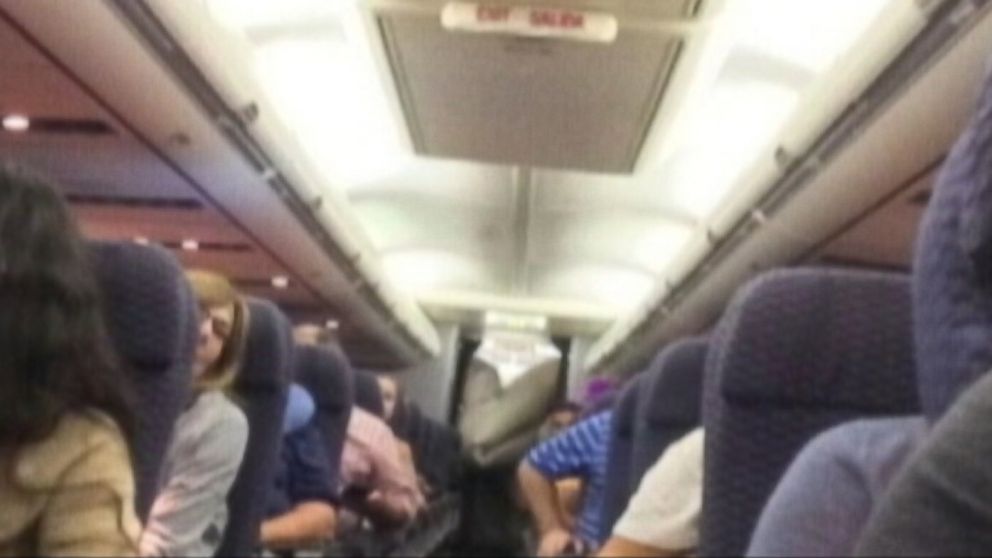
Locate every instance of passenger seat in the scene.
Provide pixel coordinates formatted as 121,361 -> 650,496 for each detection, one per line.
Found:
90,241 -> 198,521
699,268 -> 917,557
218,298 -> 294,556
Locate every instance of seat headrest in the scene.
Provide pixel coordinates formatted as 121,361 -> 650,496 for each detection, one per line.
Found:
354,369 -> 385,418
644,338 -> 707,425
613,374 -> 645,436
295,345 -> 354,413
238,298 -> 293,391
915,71 -> 992,421
713,268 -> 917,411
90,242 -> 195,371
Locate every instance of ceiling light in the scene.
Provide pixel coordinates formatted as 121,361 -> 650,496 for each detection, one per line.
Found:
2,114 -> 30,133
665,82 -> 800,220
382,250 -> 481,296
252,27 -> 406,188
272,275 -> 290,289
325,319 -> 339,330
133,236 -> 150,246
181,239 -> 200,252
733,0 -> 893,73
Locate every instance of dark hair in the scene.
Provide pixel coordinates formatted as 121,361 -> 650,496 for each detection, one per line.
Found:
0,166 -> 134,452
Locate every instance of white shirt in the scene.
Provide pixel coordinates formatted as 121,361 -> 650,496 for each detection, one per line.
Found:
613,428 -> 705,552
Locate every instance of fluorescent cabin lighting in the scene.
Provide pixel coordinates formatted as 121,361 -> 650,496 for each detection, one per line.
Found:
2,114 -> 30,133
666,82 -> 800,220
181,239 -> 199,252
735,0 -> 893,73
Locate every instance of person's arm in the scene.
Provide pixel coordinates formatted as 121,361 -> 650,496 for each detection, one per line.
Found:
600,429 -> 705,558
39,422 -> 141,557
261,422 -> 339,549
260,503 -> 337,550
361,425 -> 421,526
556,477 -> 583,532
141,405 -> 249,557
518,419 -> 598,557
598,536 -> 679,558
518,460 -> 572,556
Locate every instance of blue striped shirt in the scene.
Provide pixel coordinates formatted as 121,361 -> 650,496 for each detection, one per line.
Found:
527,411 -> 614,546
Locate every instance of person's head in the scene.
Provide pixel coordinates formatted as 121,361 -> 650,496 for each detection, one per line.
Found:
579,376 -> 619,417
0,166 -> 133,450
293,322 -> 338,347
548,402 -> 581,430
377,375 -> 401,421
186,270 -> 249,393
539,401 -> 582,441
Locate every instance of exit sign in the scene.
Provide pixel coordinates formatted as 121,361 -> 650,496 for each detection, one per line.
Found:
441,2 -> 618,43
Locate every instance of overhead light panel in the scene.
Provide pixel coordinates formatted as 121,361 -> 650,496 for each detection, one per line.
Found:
272,275 -> 290,289
2,114 -> 30,133
181,239 -> 200,252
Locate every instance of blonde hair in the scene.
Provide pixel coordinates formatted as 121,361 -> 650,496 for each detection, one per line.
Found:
186,270 -> 249,393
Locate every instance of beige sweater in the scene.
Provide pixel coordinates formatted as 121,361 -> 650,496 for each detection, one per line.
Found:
0,412 -> 141,557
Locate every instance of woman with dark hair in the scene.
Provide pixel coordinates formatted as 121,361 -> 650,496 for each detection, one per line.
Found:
0,166 -> 141,555
140,270 -> 250,557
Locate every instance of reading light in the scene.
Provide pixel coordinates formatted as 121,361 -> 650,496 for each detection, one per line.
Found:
181,239 -> 200,252
272,275 -> 290,289
2,114 -> 30,133
133,236 -> 150,246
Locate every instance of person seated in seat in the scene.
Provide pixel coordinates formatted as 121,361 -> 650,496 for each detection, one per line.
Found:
141,270 -> 250,557
0,166 -> 141,556
375,375 -> 426,500
596,428 -> 704,558
261,383 -> 338,551
517,409 -> 615,556
340,401 -> 425,528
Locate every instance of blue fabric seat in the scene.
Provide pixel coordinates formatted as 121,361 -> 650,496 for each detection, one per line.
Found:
631,338 -> 708,492
218,298 -> 293,556
699,268 -> 917,557
748,67 -> 992,558
599,371 -> 646,538
295,345 -> 355,491
90,241 -> 198,521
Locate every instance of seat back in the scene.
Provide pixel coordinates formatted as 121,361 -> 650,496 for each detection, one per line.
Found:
295,345 -> 355,488
700,268 -> 917,557
218,298 -> 293,556
631,338 -> 707,489
90,242 -> 197,521
354,368 -> 385,418
914,79 -> 992,422
600,372 -> 645,538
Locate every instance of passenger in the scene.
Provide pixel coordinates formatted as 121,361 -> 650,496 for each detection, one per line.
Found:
578,377 -> 619,419
140,270 -> 250,557
375,375 -> 423,496
517,409 -> 615,556
538,401 -> 583,441
534,402 -> 584,533
340,402 -> 425,528
597,428 -> 704,558
261,384 -> 338,551
0,167 -> 141,556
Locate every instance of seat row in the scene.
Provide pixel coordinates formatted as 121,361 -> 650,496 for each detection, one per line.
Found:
87,240 -> 462,556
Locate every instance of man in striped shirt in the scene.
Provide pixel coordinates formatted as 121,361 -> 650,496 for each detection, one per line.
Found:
518,410 -> 614,556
